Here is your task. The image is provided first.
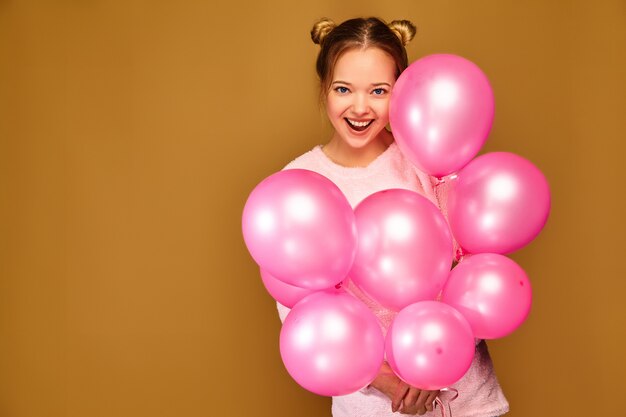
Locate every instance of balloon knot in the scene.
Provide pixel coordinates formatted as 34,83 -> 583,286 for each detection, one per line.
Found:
435,173 -> 459,187
435,388 -> 459,417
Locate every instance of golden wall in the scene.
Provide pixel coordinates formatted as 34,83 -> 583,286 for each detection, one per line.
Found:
1,1 -> 624,416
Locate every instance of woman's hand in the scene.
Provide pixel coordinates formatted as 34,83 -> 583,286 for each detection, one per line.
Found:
368,362 -> 439,414
399,387 -> 439,415
368,362 -> 407,412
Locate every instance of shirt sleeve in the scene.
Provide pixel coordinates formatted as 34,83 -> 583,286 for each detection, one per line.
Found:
276,301 -> 290,323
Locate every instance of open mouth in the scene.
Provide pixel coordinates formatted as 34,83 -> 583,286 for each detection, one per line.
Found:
345,118 -> 374,132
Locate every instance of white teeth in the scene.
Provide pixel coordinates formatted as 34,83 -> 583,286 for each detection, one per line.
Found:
347,119 -> 373,127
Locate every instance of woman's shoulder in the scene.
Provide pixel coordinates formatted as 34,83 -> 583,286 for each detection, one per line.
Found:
282,145 -> 324,171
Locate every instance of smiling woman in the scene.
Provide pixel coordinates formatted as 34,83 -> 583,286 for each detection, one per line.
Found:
312,17 -> 414,168
324,48 -> 396,159
271,16 -> 510,417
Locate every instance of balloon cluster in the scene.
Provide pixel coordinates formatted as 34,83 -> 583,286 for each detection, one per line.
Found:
242,54 -> 550,397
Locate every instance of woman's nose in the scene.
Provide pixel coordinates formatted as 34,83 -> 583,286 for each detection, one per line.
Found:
351,93 -> 369,115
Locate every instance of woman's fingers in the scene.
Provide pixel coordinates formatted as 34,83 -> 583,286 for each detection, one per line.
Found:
392,382 -> 410,413
424,390 -> 439,412
401,389 -> 439,415
403,387 -> 420,408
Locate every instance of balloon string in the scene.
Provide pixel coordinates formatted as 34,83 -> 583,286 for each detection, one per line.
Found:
434,387 -> 458,417
454,247 -> 466,262
440,387 -> 459,401
435,398 -> 445,417
434,173 -> 458,187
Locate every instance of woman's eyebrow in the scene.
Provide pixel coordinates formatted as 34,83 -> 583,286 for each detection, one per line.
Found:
331,81 -> 392,87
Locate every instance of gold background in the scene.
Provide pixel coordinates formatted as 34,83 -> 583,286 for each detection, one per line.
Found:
1,1 -> 624,416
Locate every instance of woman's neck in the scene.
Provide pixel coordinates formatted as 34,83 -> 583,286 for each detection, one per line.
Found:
322,130 -> 394,168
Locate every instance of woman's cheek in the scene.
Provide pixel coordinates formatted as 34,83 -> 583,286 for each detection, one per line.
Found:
378,100 -> 391,121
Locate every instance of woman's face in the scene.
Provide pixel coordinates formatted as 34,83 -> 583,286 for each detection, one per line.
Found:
325,47 -> 397,150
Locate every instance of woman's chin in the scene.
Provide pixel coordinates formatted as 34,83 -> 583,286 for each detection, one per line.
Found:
342,128 -> 389,149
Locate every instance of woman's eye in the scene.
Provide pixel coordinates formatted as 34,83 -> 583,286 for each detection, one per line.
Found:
372,88 -> 387,95
335,86 -> 349,94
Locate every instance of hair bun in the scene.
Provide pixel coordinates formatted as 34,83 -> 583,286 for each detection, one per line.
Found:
388,20 -> 417,46
311,18 -> 336,45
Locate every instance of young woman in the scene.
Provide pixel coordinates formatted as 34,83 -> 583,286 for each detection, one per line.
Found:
277,17 -> 509,417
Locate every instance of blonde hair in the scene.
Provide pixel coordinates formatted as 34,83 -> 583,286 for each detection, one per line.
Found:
310,17 -> 417,97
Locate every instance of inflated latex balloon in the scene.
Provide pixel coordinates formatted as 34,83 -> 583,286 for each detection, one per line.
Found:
259,268 -> 317,308
390,54 -> 494,177
242,169 -> 356,290
280,290 -> 384,396
447,152 -> 551,254
350,189 -> 453,311
385,301 -> 475,390
441,253 -> 532,339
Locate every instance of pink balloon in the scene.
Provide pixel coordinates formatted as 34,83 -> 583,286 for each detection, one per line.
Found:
441,253 -> 532,339
242,169 -> 357,290
259,268 -> 317,308
390,54 -> 494,177
280,290 -> 384,396
447,152 -> 551,254
350,189 -> 453,311
386,301 -> 475,390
